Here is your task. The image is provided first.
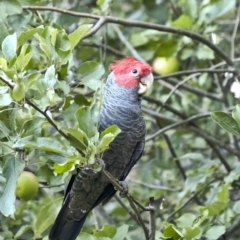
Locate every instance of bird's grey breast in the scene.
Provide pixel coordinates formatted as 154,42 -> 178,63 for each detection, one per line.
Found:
98,88 -> 145,178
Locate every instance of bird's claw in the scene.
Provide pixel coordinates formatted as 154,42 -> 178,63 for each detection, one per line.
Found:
118,180 -> 128,198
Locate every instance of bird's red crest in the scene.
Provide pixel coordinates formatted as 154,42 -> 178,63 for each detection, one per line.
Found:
109,57 -> 152,88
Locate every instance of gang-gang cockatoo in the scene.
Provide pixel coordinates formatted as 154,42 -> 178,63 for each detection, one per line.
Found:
49,57 -> 153,240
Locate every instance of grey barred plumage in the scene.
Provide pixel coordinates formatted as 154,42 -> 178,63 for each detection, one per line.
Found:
49,57 -> 153,240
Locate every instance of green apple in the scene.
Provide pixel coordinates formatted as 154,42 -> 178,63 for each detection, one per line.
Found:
153,57 -> 179,75
16,171 -> 39,201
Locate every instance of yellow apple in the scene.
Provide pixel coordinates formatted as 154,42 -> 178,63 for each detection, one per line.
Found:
16,171 -> 39,201
153,57 -> 179,75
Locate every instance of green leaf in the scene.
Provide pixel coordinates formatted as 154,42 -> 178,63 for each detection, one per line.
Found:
54,29 -> 71,64
87,143 -> 97,164
54,161 -> 76,174
62,127 -> 89,152
12,82 -> 25,101
2,33 -> 17,60
44,65 -> 57,88
171,15 -> 193,29
163,222 -> 183,240
0,0 -> 22,20
75,91 -> 101,138
178,153 -> 203,162
0,19 -> 9,45
232,104 -> 240,127
192,210 -> 209,228
93,224 -> 117,238
12,136 -> 65,154
217,184 -> 229,203
196,45 -> 214,60
14,225 -> 32,239
212,111 -> 240,135
233,200 -> 240,214
182,227 -> 201,240
199,202 -> 226,216
130,32 -> 149,47
184,173 -> 208,193
55,80 -> 70,95
68,24 -> 92,50
78,232 -> 97,240
0,93 -> 12,107
16,50 -> 32,72
224,170 -> 240,184
18,27 -> 43,47
112,225 -> 129,240
176,213 -> 196,228
61,96 -> 72,110
0,155 -> 25,217
0,176 -> 6,196
34,197 -> 63,237
199,0 -> 236,24
74,95 -> 91,106
183,0 -> 197,19
199,184 -> 229,216
21,117 -> 46,137
204,226 -> 225,240
99,125 -> 121,152
46,153 -> 68,164
97,0 -> 112,12
0,86 -> 9,94
77,61 -> 105,91
0,120 -> 11,136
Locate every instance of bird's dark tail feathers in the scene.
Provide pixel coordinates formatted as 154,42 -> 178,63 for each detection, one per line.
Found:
49,194 -> 88,240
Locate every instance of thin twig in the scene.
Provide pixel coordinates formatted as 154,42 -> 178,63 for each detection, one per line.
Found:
81,43 -> 125,58
82,17 -> 106,40
159,78 -> 222,102
114,195 -> 139,224
156,120 -> 187,180
146,112 -> 210,141
128,178 -> 179,192
39,183 -> 65,188
166,179 -> 219,222
112,25 -> 145,62
155,68 -> 236,80
166,191 -> 200,222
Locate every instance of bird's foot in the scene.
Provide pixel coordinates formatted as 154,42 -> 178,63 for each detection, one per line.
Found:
118,180 -> 128,198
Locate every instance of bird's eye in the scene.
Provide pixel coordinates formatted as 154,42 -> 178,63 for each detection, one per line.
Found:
132,69 -> 138,75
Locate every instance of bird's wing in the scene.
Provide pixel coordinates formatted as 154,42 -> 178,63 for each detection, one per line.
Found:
120,138 -> 145,180
100,138 -> 145,205
49,139 -> 145,240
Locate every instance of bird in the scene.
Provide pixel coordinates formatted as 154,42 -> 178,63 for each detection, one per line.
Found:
49,57 -> 153,240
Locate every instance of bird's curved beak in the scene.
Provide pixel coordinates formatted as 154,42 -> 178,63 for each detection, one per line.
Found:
138,73 -> 154,95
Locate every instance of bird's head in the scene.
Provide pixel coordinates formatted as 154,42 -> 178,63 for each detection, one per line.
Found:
109,57 -> 153,95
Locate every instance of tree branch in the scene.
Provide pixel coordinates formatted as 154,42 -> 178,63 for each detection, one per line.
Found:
148,197 -> 156,240
23,5 -> 235,69
155,68 -> 236,80
128,178 -> 179,192
146,112 -> 211,141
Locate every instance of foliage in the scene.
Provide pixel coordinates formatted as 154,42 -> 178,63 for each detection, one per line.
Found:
0,0 -> 240,240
